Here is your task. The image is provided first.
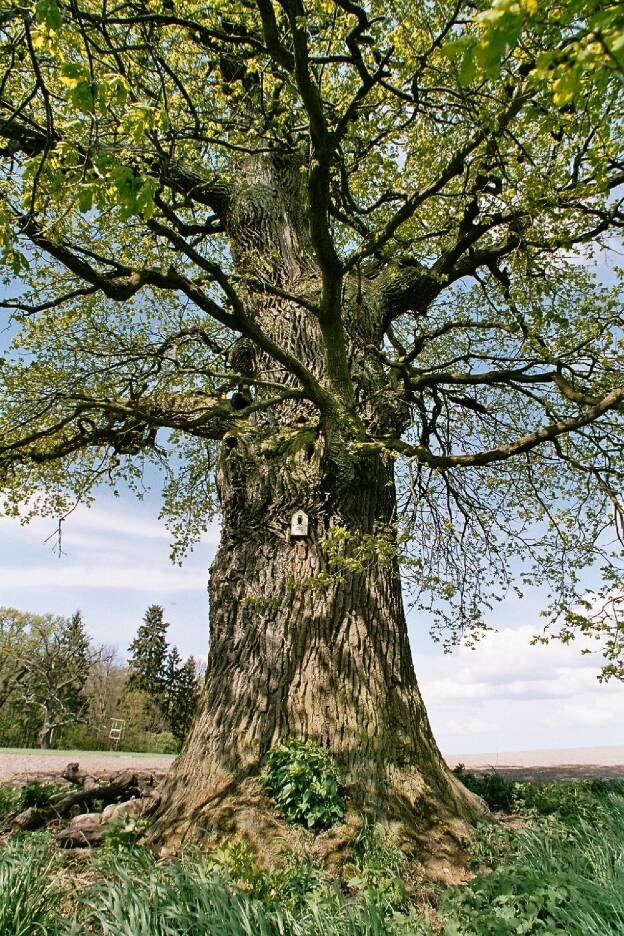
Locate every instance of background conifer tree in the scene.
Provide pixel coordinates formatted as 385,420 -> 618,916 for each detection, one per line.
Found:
166,655 -> 200,745
127,605 -> 169,708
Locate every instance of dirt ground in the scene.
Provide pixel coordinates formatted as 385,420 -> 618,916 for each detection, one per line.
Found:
1,745 -> 623,785
445,745 -> 624,782
0,749 -> 175,784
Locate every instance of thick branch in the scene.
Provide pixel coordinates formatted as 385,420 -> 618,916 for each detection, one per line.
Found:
360,388 -> 624,468
0,116 -> 233,217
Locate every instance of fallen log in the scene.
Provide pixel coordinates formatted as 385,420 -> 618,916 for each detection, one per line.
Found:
62,762 -> 85,785
50,771 -> 140,810
101,792 -> 161,822
11,771 -> 143,831
57,813 -> 105,848
10,806 -> 48,832
57,795 -> 161,848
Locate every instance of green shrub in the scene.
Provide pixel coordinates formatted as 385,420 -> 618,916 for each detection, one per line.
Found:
0,783 -> 20,819
18,780 -> 64,811
74,849 -> 411,936
95,814 -> 152,864
57,723 -> 108,751
262,739 -> 345,829
203,840 -> 326,912
453,767 -> 624,821
440,860 -> 574,935
439,787 -> 624,936
75,850 -> 277,935
123,730 -> 180,754
514,778 -> 624,821
453,765 -> 516,811
1,776 -> 622,936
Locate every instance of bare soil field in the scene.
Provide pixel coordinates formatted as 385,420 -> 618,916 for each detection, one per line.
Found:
446,745 -> 624,782
0,748 -> 175,784
1,745 -> 623,785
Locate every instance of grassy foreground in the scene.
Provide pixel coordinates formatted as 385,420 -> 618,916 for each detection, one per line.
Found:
1,773 -> 624,934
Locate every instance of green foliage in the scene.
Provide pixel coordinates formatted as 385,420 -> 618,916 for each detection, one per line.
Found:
75,849 -> 283,936
438,780 -> 624,935
126,606 -> 198,746
262,739 -> 345,830
454,765 -> 624,821
0,836 -> 63,936
466,821 -> 518,871
164,652 -> 199,745
18,780 -> 63,811
126,605 -> 169,706
203,840 -> 326,912
140,730 -> 180,755
447,0 -> 624,103
95,816 -> 152,868
1,780 -> 623,936
515,777 -> 624,821
0,783 -> 20,819
73,848 -> 408,936
441,860 -> 575,935
0,606 -> 95,749
453,765 -> 516,811
346,823 -> 409,912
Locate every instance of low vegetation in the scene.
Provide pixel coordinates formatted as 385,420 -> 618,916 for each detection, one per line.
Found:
1,759 -> 623,935
261,738 -> 345,830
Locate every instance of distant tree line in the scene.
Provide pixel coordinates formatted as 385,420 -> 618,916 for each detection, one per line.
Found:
0,604 -> 200,753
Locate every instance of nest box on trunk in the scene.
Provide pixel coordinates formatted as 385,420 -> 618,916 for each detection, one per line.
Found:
290,510 -> 309,537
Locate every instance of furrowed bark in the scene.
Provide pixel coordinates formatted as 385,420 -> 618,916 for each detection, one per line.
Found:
151,151 -> 485,857
153,436 -> 484,854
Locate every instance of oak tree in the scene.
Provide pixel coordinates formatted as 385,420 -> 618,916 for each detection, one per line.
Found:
0,0 -> 623,849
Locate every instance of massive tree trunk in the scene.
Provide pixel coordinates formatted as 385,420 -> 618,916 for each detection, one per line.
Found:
154,444 -> 483,854
151,154 -> 485,856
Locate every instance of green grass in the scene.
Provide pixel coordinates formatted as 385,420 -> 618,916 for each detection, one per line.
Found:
0,776 -> 623,935
434,774 -> 624,935
0,835 -> 64,936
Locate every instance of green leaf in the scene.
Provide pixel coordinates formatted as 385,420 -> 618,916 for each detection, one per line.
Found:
35,0 -> 61,29
459,47 -> 477,86
78,187 -> 93,214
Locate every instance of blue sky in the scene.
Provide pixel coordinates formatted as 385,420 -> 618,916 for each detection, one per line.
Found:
1,485 -> 622,756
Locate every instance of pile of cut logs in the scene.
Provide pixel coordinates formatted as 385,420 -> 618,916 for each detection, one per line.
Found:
7,762 -> 161,847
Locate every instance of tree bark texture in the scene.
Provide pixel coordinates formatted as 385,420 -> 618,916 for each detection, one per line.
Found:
152,155 -> 485,854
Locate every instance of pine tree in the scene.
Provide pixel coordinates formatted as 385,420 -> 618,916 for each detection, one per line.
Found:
163,646 -> 183,725
167,656 -> 199,745
127,605 -> 169,708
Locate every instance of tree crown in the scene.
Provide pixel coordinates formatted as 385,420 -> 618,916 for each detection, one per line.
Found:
0,0 -> 623,670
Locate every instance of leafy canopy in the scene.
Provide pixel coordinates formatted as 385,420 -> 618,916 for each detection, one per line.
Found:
0,0 -> 623,671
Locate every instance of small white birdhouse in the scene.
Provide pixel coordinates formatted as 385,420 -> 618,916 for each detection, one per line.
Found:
290,510 -> 309,537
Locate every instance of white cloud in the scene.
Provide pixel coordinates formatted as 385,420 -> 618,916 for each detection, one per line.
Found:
0,498 -> 217,595
418,624 -> 607,698
0,561 -> 208,592
415,624 -> 624,754
0,501 -> 220,546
